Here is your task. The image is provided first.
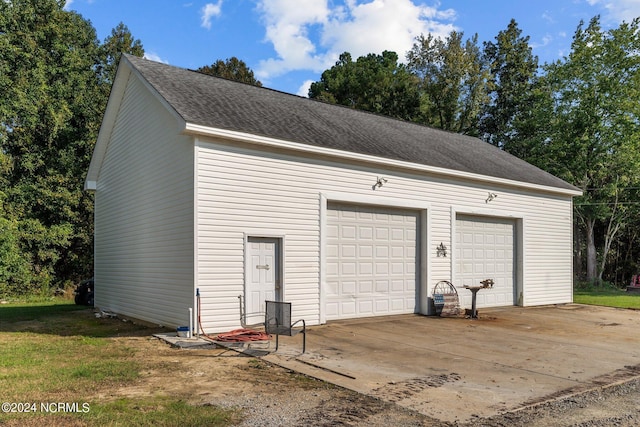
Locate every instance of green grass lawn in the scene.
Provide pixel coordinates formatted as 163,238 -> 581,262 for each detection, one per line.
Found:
0,298 -> 238,426
574,287 -> 640,309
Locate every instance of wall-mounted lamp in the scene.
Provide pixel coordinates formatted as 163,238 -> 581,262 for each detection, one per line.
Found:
372,176 -> 388,190
486,192 -> 498,203
436,242 -> 447,257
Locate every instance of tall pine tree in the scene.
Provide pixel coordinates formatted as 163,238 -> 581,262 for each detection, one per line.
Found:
479,19 -> 539,158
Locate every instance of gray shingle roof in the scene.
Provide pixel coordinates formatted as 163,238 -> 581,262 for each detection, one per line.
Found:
124,54 -> 578,192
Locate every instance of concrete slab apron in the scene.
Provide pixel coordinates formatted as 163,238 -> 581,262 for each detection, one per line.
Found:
261,305 -> 640,423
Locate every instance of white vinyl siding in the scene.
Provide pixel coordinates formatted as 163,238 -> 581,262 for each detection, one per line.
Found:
195,139 -> 573,331
93,75 -> 194,328
325,203 -> 419,320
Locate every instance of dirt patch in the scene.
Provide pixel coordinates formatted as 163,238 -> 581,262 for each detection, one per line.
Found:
99,335 -> 435,426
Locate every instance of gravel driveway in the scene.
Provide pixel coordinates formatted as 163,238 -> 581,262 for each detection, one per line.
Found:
229,366 -> 640,426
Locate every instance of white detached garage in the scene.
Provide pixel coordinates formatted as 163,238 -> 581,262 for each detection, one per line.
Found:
85,55 -> 581,332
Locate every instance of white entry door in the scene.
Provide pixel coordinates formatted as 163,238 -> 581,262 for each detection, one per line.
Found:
245,237 -> 281,325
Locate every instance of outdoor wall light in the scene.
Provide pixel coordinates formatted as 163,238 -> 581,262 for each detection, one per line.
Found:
486,192 -> 498,203
437,242 -> 447,257
373,176 -> 388,190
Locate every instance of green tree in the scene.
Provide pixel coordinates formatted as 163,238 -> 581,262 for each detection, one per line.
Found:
0,217 -> 32,297
0,0 -> 132,294
308,51 -> 420,121
480,19 -> 539,157
197,57 -> 262,86
407,31 -> 490,135
97,22 -> 144,88
542,16 -> 640,284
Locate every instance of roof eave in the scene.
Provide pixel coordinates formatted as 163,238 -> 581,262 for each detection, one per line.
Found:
84,64 -> 132,191
184,123 -> 583,197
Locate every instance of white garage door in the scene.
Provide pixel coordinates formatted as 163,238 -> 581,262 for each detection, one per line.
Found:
455,215 -> 516,308
325,203 -> 419,320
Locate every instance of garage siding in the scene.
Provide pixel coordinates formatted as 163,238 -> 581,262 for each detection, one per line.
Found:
94,75 -> 194,328
195,140 -> 574,331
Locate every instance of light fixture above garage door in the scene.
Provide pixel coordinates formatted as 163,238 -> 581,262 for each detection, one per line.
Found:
373,176 -> 388,190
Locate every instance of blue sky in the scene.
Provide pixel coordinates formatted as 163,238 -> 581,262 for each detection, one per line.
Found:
65,0 -> 640,96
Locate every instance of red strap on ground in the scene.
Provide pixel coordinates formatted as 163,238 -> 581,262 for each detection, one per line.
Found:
215,328 -> 271,342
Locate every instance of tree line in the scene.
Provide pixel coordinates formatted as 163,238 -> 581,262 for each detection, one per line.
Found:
1,0 -> 638,297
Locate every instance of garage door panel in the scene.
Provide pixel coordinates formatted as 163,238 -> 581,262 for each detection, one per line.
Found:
360,262 -> 374,274
360,245 -> 373,257
326,243 -> 338,258
391,262 -> 403,274
376,228 -> 389,239
326,203 -> 419,320
359,227 -> 373,239
342,244 -> 356,257
391,279 -> 404,292
342,225 -> 356,238
375,280 -> 389,292
342,302 -> 356,315
391,228 -> 404,240
375,246 -> 388,257
342,262 -> 356,275
341,278 -> 352,289
407,261 -> 416,274
327,260 -> 338,275
392,246 -> 405,258
462,262 -> 473,273
360,281 -> 373,293
359,211 -> 373,220
456,215 -> 515,309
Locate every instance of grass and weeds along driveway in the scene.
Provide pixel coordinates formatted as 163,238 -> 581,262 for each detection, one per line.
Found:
0,299 -> 433,427
0,299 -> 239,426
574,287 -> 640,309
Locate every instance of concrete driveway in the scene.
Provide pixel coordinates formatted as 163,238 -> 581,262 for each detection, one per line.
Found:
261,304 -> 640,423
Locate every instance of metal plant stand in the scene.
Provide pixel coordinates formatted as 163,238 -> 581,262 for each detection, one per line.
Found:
462,279 -> 494,319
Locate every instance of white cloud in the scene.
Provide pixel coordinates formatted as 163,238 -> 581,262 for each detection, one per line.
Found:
256,0 -> 331,79
531,33 -> 553,49
201,1 -> 223,30
322,0 -> 456,60
255,0 -> 457,81
296,80 -> 314,97
64,0 -> 96,10
584,0 -> 640,23
542,11 -> 555,24
144,52 -> 169,64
